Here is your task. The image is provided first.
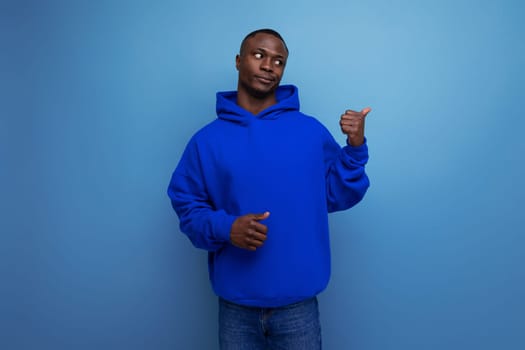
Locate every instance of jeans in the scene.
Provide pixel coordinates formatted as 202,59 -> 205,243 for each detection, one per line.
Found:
219,297 -> 322,350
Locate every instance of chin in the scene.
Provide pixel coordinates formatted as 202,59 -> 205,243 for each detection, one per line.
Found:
249,85 -> 277,99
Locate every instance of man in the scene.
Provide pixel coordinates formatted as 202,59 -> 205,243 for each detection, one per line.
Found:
167,28 -> 371,349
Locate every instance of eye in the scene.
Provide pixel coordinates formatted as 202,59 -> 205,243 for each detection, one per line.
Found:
254,53 -> 263,59
275,59 -> 283,66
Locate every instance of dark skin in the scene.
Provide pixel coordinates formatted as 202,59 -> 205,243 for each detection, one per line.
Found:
230,33 -> 371,250
230,211 -> 270,251
340,107 -> 371,147
235,32 -> 288,115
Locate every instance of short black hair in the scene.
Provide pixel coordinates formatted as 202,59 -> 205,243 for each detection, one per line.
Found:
239,28 -> 289,55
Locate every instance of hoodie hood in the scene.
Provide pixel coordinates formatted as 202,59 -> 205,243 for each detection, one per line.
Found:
216,84 -> 300,125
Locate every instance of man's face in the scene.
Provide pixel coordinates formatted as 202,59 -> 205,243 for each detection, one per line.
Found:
236,33 -> 288,99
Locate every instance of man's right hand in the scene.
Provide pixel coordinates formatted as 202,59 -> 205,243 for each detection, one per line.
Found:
230,212 -> 270,251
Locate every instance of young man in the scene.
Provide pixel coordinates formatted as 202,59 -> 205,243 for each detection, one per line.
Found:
168,28 -> 371,349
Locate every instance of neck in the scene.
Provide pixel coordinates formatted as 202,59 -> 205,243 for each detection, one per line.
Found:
236,89 -> 277,115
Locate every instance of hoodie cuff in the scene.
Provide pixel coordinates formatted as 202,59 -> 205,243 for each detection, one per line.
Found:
343,138 -> 369,163
214,212 -> 237,243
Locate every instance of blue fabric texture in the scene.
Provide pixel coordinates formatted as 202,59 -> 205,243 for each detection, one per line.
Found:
167,85 -> 369,307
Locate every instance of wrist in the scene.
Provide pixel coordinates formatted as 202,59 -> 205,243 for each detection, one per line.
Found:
346,136 -> 364,147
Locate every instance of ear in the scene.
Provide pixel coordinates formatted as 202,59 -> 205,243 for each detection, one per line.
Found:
235,54 -> 240,71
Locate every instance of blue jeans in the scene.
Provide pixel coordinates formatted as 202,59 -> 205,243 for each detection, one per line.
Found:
219,297 -> 322,350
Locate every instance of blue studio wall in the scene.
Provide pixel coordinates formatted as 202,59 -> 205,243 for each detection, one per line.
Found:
2,0 -> 524,349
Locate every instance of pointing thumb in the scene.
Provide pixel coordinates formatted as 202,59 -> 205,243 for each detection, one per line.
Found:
254,211 -> 270,221
361,107 -> 372,117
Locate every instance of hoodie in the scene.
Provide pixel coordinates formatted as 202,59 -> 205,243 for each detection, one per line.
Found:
167,85 -> 369,307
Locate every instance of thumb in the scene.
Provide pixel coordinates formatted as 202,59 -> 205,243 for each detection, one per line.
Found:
361,107 -> 372,117
253,211 -> 270,221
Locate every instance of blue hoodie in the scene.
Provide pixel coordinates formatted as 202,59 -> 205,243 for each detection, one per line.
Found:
168,85 -> 369,307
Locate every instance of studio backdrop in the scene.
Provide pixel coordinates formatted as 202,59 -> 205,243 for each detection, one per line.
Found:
2,0 -> 524,349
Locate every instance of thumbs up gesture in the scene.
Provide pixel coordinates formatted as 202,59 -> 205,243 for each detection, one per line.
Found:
339,107 -> 371,147
230,212 -> 270,251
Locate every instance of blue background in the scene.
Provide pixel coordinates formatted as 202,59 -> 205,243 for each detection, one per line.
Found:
2,0 -> 524,349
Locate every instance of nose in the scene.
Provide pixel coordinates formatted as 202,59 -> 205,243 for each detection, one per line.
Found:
260,57 -> 272,72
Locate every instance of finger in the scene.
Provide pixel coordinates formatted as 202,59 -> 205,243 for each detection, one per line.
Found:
246,227 -> 265,240
340,121 -> 363,131
253,211 -> 270,221
341,127 -> 353,134
361,107 -> 372,116
345,107 -> 371,117
344,110 -> 361,116
248,235 -> 266,247
246,244 -> 257,251
246,234 -> 265,250
340,119 -> 356,126
247,240 -> 264,250
252,221 -> 269,235
341,113 -> 364,121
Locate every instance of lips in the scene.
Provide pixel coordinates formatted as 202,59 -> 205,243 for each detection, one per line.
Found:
255,75 -> 275,84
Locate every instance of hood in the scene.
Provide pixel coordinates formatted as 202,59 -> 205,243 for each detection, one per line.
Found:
216,84 -> 300,125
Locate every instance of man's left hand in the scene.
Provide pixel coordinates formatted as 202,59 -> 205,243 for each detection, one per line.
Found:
339,107 -> 371,147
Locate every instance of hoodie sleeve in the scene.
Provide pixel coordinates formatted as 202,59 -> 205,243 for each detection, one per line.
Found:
324,134 -> 370,213
167,138 -> 236,251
